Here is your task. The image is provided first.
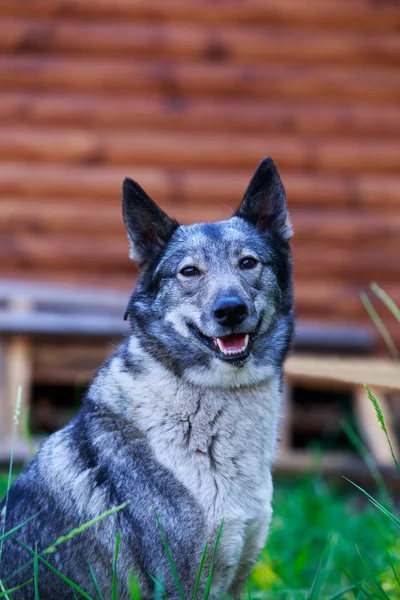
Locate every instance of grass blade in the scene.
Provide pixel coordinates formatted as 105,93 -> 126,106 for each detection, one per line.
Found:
365,385 -> 400,475
306,533 -> 335,600
0,579 -> 10,600
153,509 -> 184,600
0,510 -> 42,558
1,503 -> 127,585
112,530 -> 121,600
204,520 -> 224,600
147,571 -> 168,599
326,572 -> 384,600
0,577 -> 33,599
192,542 -> 208,600
0,511 -> 41,544
386,548 -> 400,588
34,552 -> 40,600
343,477 -> 400,529
337,564 -> 373,600
361,292 -> 399,359
128,572 -> 142,600
87,562 -> 105,600
0,386 -> 23,561
371,283 -> 400,324
354,544 -> 391,600
44,501 -> 130,554
16,539 -> 94,600
341,419 -> 390,506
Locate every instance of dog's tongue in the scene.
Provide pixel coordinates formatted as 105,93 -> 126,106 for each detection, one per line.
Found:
215,334 -> 249,355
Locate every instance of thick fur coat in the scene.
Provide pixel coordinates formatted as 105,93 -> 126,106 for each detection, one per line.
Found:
0,157 -> 294,599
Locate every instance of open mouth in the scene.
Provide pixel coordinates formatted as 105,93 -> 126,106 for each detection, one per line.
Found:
188,323 -> 258,364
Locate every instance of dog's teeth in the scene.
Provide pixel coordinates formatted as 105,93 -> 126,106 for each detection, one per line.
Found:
216,334 -> 249,356
216,338 -> 225,353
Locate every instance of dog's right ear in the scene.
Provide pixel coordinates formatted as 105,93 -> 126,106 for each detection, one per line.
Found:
122,178 -> 179,266
234,157 -> 292,241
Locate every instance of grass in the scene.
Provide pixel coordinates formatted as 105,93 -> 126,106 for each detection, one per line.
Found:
1,468 -> 399,598
249,476 -> 398,598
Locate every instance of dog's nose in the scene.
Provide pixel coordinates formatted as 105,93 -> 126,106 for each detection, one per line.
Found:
213,297 -> 248,327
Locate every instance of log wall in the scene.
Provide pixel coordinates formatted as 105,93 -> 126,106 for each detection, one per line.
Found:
1,0 -> 400,347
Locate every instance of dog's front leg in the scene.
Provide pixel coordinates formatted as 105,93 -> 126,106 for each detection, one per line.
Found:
226,511 -> 272,599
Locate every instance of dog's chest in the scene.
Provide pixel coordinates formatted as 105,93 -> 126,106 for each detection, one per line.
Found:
133,376 -> 281,593
134,376 -> 281,524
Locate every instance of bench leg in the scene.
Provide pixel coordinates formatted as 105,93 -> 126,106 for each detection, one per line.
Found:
2,335 -> 32,457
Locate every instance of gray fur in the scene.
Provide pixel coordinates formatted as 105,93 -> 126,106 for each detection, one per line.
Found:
0,157 -> 294,599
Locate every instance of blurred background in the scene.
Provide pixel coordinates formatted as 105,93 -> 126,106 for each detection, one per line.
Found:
0,0 -> 400,478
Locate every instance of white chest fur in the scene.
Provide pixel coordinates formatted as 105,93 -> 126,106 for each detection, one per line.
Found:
104,347 -> 282,594
136,373 -> 280,523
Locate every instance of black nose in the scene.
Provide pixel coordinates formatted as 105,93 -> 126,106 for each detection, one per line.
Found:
213,297 -> 248,327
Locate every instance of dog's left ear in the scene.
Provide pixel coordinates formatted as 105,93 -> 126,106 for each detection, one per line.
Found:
122,178 -> 179,265
234,157 -> 292,241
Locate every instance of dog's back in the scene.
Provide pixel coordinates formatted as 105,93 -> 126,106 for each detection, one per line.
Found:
0,158 -> 294,599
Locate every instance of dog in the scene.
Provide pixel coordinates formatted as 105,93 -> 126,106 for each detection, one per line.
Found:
0,157 -> 294,599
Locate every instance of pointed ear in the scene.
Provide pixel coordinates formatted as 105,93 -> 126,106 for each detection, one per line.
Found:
234,157 -> 292,241
122,178 -> 179,265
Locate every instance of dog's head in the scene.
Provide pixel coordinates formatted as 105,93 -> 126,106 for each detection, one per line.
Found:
123,158 -> 294,388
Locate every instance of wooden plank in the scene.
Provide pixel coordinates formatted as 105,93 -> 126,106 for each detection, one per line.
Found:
294,322 -> 374,353
3,299 -> 33,445
0,0 -> 399,32
277,450 -> 359,473
2,92 -> 400,138
353,385 -> 399,466
1,163 -> 400,208
0,200 -> 125,236
0,310 -> 130,336
0,269 -> 134,291
2,202 -> 400,243
2,18 -> 400,66
1,56 -> 400,103
285,356 -> 400,391
4,335 -> 32,446
291,211 -> 400,242
0,200 -> 231,235
0,231 -> 400,278
291,245 -> 400,279
2,127 -> 400,174
0,234 -> 130,270
0,278 -> 128,311
294,281 -> 400,320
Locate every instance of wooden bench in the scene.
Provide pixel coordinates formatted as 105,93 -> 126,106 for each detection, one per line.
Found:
0,279 -> 129,458
280,354 -> 400,472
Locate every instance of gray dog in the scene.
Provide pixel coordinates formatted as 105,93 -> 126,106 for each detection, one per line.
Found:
0,157 -> 294,599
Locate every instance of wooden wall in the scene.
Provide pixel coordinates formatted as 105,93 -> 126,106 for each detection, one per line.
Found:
1,0 -> 400,346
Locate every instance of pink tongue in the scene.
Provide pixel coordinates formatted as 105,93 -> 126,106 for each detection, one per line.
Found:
217,334 -> 246,352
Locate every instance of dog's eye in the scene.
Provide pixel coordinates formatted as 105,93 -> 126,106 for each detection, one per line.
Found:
240,257 -> 258,270
180,266 -> 200,277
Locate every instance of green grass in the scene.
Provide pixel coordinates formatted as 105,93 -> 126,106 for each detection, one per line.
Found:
1,472 -> 399,599
248,476 -> 399,598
